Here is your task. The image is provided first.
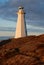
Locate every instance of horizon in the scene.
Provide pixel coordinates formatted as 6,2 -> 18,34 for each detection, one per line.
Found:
0,0 -> 44,36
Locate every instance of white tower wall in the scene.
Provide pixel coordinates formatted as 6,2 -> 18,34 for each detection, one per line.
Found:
15,7 -> 27,38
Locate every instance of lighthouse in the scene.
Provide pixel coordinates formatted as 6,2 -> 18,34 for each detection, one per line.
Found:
15,6 -> 27,38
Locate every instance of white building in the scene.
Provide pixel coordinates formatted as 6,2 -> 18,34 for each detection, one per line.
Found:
15,6 -> 27,38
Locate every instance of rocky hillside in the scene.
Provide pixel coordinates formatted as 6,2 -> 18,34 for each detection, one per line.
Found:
0,34 -> 44,65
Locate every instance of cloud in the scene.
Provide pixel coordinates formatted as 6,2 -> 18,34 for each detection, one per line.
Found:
0,0 -> 44,35
26,19 -> 44,28
0,31 -> 15,36
0,27 -> 15,31
27,24 -> 44,32
0,0 -> 44,20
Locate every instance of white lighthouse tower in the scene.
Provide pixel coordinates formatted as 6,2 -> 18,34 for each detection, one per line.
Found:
15,6 -> 27,38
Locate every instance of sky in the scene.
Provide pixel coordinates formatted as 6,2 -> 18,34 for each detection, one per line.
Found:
0,0 -> 44,36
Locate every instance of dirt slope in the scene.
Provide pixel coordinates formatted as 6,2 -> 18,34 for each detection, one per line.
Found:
0,34 -> 44,65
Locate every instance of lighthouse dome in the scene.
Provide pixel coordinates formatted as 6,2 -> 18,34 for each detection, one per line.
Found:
19,6 -> 24,9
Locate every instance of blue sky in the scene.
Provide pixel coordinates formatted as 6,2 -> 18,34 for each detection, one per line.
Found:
0,0 -> 44,36
0,0 -> 8,3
